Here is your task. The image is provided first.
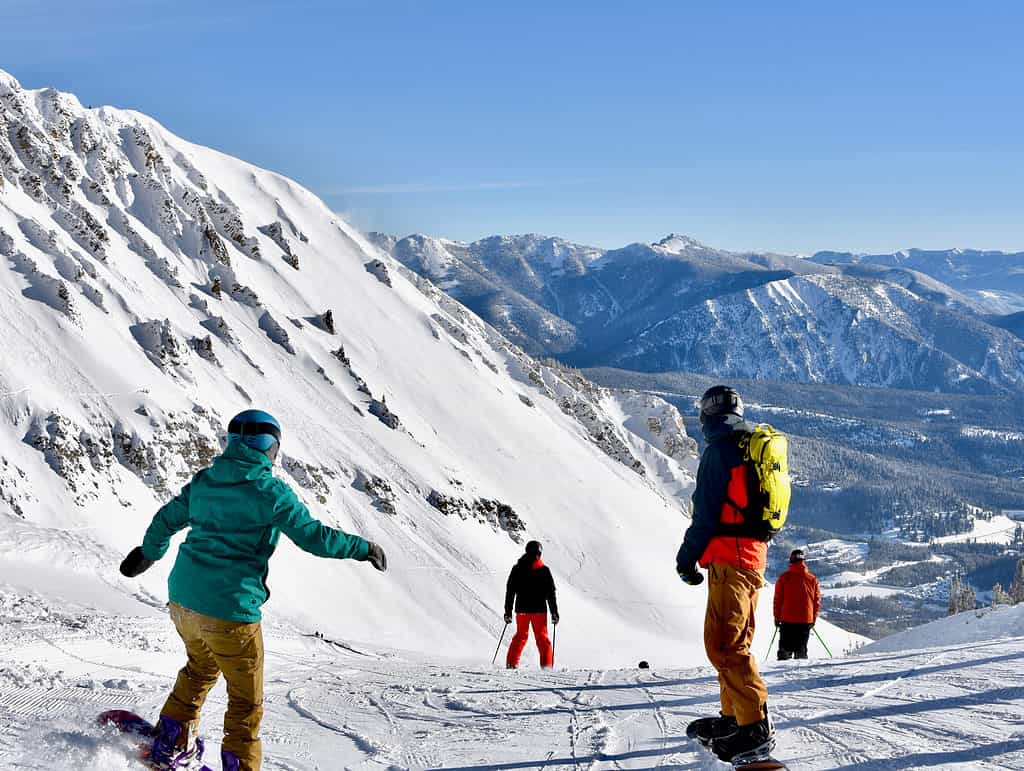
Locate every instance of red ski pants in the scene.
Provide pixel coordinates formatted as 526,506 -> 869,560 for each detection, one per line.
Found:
506,612 -> 553,668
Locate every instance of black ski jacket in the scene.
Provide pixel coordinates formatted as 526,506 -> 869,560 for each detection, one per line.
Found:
504,556 -> 558,616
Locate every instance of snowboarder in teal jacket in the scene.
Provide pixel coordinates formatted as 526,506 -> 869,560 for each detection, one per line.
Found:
119,409 -> 387,771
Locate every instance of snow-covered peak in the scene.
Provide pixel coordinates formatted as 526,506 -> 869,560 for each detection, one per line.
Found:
652,233 -> 711,254
0,68 -> 22,97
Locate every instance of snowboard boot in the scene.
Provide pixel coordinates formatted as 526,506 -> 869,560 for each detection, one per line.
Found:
711,711 -> 775,763
686,713 -> 738,747
150,715 -> 206,769
221,750 -> 241,771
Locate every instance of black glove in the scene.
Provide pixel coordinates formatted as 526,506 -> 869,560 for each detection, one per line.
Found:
551,613 -> 560,625
365,542 -> 387,572
120,546 -> 154,578
504,613 -> 512,624
677,564 -> 704,586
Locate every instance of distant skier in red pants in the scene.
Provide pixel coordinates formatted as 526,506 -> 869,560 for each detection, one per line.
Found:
504,540 -> 559,669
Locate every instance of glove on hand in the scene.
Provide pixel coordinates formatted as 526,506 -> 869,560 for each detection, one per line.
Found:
120,546 -> 154,578
551,614 -> 560,625
677,564 -> 704,586
504,613 -> 513,624
365,542 -> 387,572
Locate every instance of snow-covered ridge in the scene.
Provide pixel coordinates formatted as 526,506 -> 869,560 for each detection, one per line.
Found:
606,273 -> 1024,393
0,68 -> 732,665
380,229 -> 1024,393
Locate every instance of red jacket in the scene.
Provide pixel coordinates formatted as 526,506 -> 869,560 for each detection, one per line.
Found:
773,562 -> 820,624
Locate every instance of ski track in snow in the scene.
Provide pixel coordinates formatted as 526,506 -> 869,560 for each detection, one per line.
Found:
2,604 -> 1024,770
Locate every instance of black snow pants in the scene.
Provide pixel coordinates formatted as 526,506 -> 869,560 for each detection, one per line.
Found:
777,622 -> 813,660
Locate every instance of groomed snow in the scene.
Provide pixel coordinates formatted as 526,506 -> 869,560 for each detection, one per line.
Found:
1,582 -> 1022,769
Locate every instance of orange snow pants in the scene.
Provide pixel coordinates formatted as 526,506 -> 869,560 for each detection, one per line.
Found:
506,612 -> 553,668
162,602 -> 264,770
704,563 -> 769,726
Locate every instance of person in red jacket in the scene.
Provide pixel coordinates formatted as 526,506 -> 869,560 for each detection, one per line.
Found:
504,540 -> 559,669
773,549 -> 821,660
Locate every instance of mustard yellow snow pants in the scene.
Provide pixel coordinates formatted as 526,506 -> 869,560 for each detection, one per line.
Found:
704,563 -> 769,726
161,602 -> 264,770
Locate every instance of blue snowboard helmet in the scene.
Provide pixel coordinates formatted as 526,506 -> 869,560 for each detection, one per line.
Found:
227,409 -> 281,452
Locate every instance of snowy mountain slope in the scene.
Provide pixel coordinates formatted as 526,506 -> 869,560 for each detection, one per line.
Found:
0,584 -> 1017,770
0,68 -> 736,668
366,233 -> 598,356
381,232 -> 1024,394
813,247 -> 1024,314
602,273 -> 1024,394
862,602 -> 1024,654
377,232 -> 834,362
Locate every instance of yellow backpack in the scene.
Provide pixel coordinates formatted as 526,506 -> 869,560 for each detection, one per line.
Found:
738,423 -> 791,539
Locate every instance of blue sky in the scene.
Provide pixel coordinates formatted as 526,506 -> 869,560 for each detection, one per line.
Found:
3,0 -> 1023,254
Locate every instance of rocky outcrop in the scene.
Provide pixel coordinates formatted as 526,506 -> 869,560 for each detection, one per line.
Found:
354,470 -> 397,515
282,456 -> 336,505
258,311 -> 296,355
364,259 -> 392,287
130,319 -> 188,370
426,490 -> 526,542
189,335 -> 219,364
368,397 -> 401,430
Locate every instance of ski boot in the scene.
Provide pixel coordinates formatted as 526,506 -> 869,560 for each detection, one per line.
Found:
221,750 -> 241,771
150,715 -> 206,769
686,713 -> 738,747
711,712 -> 775,764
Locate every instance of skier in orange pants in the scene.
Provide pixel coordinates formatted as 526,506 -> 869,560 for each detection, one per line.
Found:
504,540 -> 559,668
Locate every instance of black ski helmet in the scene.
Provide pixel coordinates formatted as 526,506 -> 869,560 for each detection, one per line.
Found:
790,549 -> 806,564
699,385 -> 744,423
525,540 -> 542,557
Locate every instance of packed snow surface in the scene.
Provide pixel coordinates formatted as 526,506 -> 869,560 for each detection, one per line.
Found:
0,583 -> 1022,769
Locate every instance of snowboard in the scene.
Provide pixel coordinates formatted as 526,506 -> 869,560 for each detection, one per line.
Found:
732,759 -> 789,771
684,719 -> 788,771
97,710 -> 212,770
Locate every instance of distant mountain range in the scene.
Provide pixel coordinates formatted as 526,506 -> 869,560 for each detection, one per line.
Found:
370,233 -> 1024,395
811,248 -> 1024,315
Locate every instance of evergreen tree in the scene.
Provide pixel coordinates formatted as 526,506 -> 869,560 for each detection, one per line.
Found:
1010,558 -> 1024,604
948,574 -> 962,616
992,582 -> 1013,606
960,582 -> 977,613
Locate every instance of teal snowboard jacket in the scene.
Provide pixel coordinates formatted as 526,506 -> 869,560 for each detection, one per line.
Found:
141,440 -> 370,622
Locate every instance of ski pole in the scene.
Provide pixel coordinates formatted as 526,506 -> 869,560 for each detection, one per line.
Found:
491,622 -> 509,665
812,626 -> 833,658
764,625 -> 779,662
